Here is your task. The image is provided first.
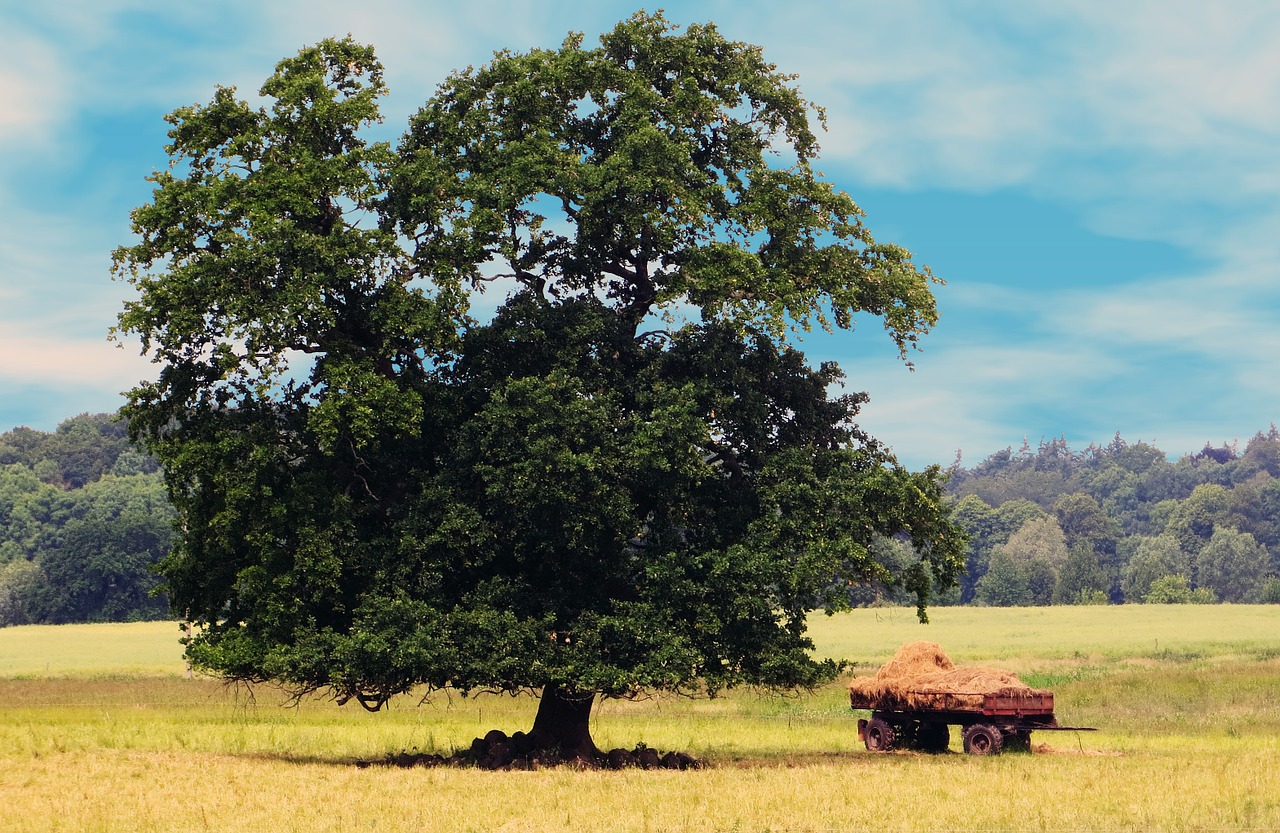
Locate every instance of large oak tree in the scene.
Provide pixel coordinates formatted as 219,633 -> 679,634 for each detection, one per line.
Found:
113,14 -> 963,760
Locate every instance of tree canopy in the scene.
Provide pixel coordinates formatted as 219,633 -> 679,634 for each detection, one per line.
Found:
112,16 -> 962,759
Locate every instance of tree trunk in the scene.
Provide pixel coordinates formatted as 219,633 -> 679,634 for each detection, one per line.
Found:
529,684 -> 599,761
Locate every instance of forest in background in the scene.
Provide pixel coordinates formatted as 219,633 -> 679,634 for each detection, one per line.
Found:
937,430 -> 1280,607
0,414 -> 171,625
3,412 -> 1279,625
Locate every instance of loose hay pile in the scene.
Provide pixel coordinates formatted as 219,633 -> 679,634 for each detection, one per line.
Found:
848,641 -> 1046,713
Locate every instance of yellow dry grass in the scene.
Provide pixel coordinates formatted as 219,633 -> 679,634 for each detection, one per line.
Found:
806,603 -> 1280,667
0,621 -> 187,678
4,742 -> 1280,832
3,608 -> 1280,831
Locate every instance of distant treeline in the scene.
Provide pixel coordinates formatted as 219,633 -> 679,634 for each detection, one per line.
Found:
928,431 -> 1280,607
0,414 -> 171,626
5,412 -> 1280,626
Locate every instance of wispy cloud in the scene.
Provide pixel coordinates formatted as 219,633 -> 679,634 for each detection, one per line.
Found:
705,0 -> 1280,464
718,0 -> 1280,283
0,42 -> 64,142
850,258 -> 1280,467
0,325 -> 153,390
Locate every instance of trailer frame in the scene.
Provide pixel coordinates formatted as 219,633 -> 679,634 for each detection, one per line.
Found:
851,690 -> 1094,755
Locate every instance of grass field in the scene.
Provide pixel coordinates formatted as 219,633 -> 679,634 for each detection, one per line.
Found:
3,606 -> 1280,831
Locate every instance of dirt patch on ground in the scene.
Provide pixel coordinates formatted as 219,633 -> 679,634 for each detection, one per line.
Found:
357,730 -> 700,771
848,641 -> 1045,711
1031,742 -> 1121,757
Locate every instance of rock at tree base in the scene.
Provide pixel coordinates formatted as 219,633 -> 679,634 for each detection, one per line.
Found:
359,732 -> 700,771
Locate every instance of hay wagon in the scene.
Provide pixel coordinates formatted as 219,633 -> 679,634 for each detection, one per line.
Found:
847,642 -> 1095,755
850,687 -> 1088,755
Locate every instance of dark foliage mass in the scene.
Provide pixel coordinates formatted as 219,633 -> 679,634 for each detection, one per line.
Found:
109,14 -> 964,755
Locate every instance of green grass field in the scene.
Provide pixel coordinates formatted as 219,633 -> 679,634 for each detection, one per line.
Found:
3,606 -> 1279,832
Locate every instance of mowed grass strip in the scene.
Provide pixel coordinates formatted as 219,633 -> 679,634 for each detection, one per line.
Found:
806,603 -> 1280,667
0,621 -> 188,678
5,605 -> 1277,679
3,606 -> 1280,831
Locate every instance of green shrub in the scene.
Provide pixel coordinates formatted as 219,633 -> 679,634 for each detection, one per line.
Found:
1258,577 -> 1280,604
1144,574 -> 1217,604
1074,588 -> 1109,605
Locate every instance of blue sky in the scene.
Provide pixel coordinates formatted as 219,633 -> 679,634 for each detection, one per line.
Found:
3,0 -> 1279,469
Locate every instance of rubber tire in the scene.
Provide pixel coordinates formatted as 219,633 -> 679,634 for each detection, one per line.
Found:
917,722 -> 950,753
962,723 -> 1004,756
864,717 -> 897,752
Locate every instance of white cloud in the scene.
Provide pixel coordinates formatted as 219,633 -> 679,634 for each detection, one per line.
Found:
684,0 -> 1280,465
1063,277 -> 1255,354
0,29 -> 69,144
0,325 -> 154,390
726,0 -> 1280,252
837,321 -> 1128,467
847,254 -> 1280,468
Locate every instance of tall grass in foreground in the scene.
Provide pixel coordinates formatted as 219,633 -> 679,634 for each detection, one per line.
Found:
3,607 -> 1280,831
6,745 -> 1278,833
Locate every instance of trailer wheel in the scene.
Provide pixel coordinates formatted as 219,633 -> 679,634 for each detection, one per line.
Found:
917,722 -> 950,753
962,723 -> 1004,756
864,717 -> 896,752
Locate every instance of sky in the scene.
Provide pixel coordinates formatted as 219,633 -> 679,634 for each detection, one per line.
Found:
3,0 -> 1279,470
